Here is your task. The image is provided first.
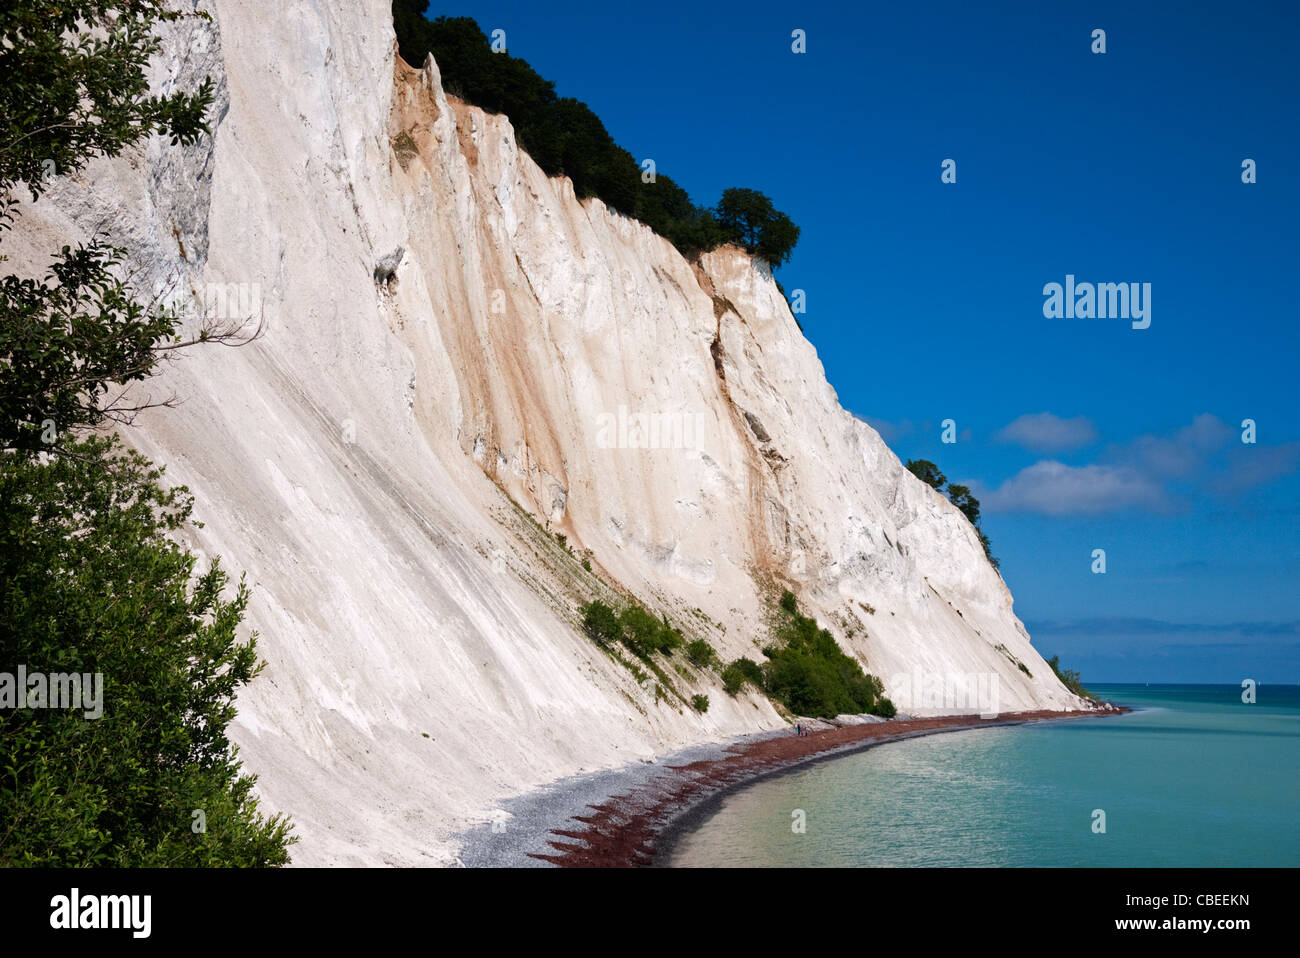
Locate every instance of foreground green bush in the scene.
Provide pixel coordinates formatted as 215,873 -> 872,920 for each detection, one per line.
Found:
0,0 -> 292,867
0,440 -> 295,865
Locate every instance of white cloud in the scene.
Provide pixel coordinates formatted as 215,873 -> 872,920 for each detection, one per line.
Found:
976,414 -> 1299,516
1115,413 -> 1232,478
982,460 -> 1168,515
994,412 -> 1097,452
1209,441 -> 1300,494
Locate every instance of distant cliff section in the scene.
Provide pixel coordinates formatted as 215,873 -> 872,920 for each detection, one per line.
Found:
9,0 -> 1090,865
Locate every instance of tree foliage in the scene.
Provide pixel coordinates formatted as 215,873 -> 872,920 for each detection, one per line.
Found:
0,2 -> 255,455
391,5 -> 799,265
580,599 -> 621,646
905,458 -> 947,490
720,593 -> 894,718
0,438 -> 295,865
2,244 -> 174,453
715,188 -> 801,267
0,0 -> 213,214
0,239 -> 258,456
0,1 -> 292,866
946,483 -> 981,527
618,604 -> 683,658
685,639 -> 718,669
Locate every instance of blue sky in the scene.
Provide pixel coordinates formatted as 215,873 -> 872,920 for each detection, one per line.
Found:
419,1 -> 1299,682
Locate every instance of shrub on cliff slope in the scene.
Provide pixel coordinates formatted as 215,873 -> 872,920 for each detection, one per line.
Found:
721,657 -> 764,695
619,605 -> 683,658
762,593 -> 894,719
391,4 -> 798,265
580,599 -> 683,659
686,639 -> 718,669
580,600 -> 621,645
1047,655 -> 1094,702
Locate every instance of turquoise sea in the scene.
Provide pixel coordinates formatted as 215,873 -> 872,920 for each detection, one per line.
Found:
667,684 -> 1300,867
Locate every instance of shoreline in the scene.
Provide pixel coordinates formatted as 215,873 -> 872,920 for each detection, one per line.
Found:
519,707 -> 1128,868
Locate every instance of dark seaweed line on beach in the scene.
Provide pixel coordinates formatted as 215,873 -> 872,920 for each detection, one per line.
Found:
528,709 -> 1126,867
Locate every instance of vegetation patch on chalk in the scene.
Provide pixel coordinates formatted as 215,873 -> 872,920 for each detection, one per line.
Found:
1047,654 -> 1094,702
718,592 -> 894,720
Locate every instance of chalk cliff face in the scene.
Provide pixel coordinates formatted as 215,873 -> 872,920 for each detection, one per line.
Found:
12,0 -> 1087,864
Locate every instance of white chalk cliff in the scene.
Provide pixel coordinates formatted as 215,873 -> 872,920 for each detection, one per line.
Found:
12,0 -> 1088,865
